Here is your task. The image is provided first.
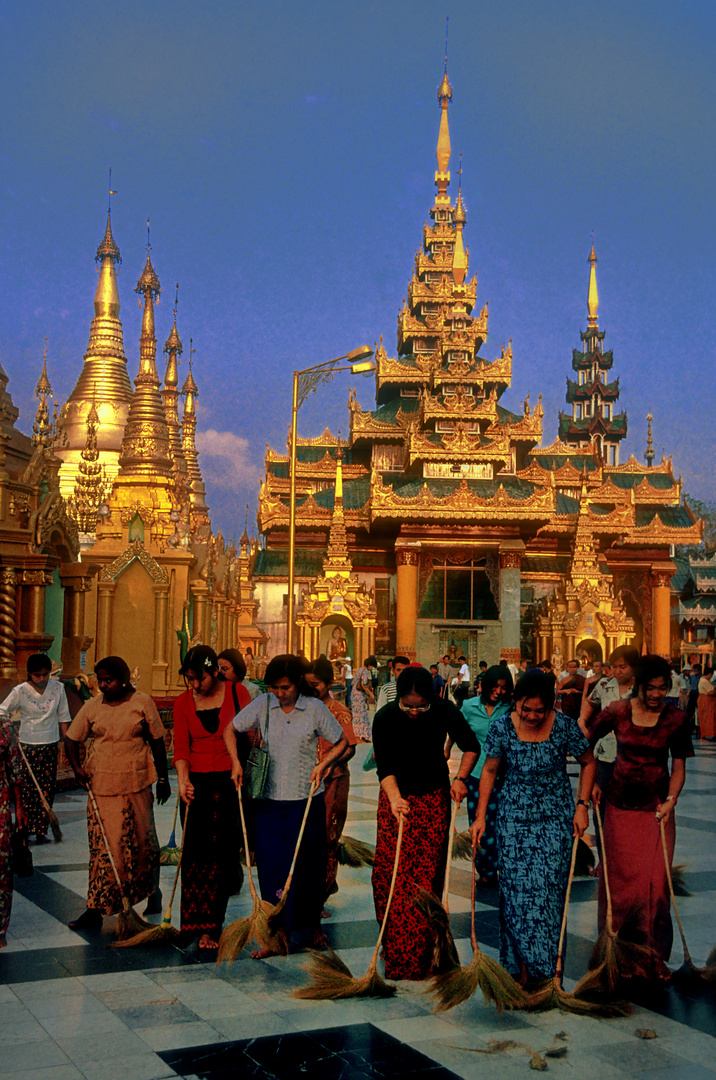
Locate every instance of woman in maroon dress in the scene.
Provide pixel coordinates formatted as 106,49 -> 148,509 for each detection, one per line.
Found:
585,654 -> 693,979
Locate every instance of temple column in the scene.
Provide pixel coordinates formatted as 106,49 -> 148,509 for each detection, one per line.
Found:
0,568 -> 17,685
60,571 -> 95,675
367,621 -> 376,658
190,581 -> 210,645
310,624 -> 320,660
651,563 -> 675,659
395,547 -> 420,661
96,580 -> 116,659
152,583 -> 169,691
499,541 -> 524,665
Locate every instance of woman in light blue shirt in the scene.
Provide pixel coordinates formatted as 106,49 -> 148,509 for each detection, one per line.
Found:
460,664 -> 513,886
224,653 -> 347,956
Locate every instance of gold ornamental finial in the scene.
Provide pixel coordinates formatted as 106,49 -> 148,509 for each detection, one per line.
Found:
240,504 -> 250,548
452,154 -> 468,286
67,397 -> 111,532
435,23 -> 453,203
587,239 -> 599,327
645,412 -> 655,467
181,339 -> 209,518
162,283 -> 187,484
32,339 -> 53,449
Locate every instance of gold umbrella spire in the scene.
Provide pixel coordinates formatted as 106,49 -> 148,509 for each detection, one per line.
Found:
68,398 -> 111,532
645,412 -> 655,467
452,155 -> 468,286
587,241 -> 599,327
163,284 -> 188,486
117,225 -> 173,478
32,338 -> 53,449
180,341 -> 209,519
435,24 -> 453,206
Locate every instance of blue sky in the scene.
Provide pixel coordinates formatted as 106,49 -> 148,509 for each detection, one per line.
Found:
1,0 -> 714,537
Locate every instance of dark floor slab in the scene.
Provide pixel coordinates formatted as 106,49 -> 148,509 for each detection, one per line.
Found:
159,1024 -> 462,1080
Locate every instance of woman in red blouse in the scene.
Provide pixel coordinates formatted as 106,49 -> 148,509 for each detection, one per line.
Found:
173,645 -> 250,951
586,654 -> 693,979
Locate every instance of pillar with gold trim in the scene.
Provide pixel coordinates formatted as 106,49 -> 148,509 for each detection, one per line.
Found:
651,563 -> 675,659
395,547 -> 419,661
499,541 -> 524,665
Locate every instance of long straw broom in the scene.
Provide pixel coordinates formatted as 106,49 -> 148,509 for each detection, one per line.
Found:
113,804 -> 191,948
294,814 -> 407,999
525,833 -> 629,1017
414,799 -> 460,975
159,795 -> 181,865
337,836 -> 375,868
429,842 -> 527,1013
265,779 -> 319,942
660,817 -> 716,983
217,787 -> 283,962
17,743 -> 62,842
86,787 -> 153,941
573,807 -> 657,998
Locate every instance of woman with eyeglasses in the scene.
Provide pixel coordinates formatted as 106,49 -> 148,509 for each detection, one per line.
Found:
172,645 -> 251,951
471,668 -> 595,988
371,665 -> 479,980
585,654 -> 693,980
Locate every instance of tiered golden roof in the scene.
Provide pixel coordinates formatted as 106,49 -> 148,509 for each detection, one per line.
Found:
67,401 -> 111,534
180,343 -> 210,534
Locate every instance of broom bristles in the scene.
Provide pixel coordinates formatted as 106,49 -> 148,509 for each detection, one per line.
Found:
216,916 -> 252,962
430,950 -> 527,1013
159,847 -> 181,866
48,810 -> 63,844
337,836 -> 375,868
115,901 -> 153,941
294,948 -> 397,999
112,922 -> 181,948
217,896 -> 287,962
526,977 -> 631,1017
414,888 -> 460,974
451,831 -> 474,861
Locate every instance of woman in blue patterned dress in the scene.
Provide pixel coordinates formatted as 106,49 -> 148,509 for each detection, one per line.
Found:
471,669 -> 595,986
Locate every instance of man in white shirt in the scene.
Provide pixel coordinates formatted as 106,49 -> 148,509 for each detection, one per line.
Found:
452,655 -> 471,707
375,655 -> 409,712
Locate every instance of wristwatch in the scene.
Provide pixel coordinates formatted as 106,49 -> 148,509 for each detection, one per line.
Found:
576,799 -> 589,807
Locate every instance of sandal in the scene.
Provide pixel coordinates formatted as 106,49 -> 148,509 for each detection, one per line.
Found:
69,909 -> 103,931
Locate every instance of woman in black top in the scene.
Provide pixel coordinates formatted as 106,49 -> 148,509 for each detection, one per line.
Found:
371,665 -> 479,980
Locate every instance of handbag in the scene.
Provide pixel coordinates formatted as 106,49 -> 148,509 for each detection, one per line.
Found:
11,826 -> 33,877
244,696 -> 270,800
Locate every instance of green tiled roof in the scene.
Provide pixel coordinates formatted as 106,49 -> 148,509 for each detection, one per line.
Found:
386,475 -> 537,501
606,472 -> 676,491
496,404 -> 524,424
671,557 -> 692,592
297,477 -> 372,511
253,548 -> 323,578
556,493 -> 579,514
268,445 -> 361,479
558,413 -> 627,436
572,348 -> 614,370
529,454 -> 598,472
522,555 -> 571,575
565,379 -> 620,403
635,506 -> 694,529
361,396 -> 420,428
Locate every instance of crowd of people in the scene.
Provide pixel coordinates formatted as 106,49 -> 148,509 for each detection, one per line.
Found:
0,640 -> 701,996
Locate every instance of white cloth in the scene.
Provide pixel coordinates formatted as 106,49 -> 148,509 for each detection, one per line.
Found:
587,676 -> 633,763
232,692 -> 342,800
342,662 -> 353,681
457,663 -> 470,684
0,679 -> 71,745
376,681 -> 398,713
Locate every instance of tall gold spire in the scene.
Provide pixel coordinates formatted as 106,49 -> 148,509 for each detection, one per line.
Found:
68,400 -> 111,532
322,448 -> 351,577
587,242 -> 599,327
117,232 -> 173,478
32,339 -> 53,449
645,412 -> 655,467
162,284 -> 188,483
181,341 -> 209,521
452,162 -> 468,287
435,62 -> 453,207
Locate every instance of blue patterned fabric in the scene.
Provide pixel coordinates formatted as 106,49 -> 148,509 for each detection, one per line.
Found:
465,775 -> 500,882
482,711 -> 589,978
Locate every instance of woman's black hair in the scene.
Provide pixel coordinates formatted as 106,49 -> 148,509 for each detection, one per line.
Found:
363,655 -> 377,667
264,653 -> 311,695
480,664 -> 513,704
180,644 -> 219,679
307,654 -> 335,686
94,655 -> 132,688
396,665 -> 433,702
609,644 -> 641,669
513,669 -> 555,711
633,654 -> 672,698
217,648 -> 246,681
27,653 -> 52,675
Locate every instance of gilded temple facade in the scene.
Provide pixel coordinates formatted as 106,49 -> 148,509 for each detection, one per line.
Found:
0,214 -> 264,696
257,68 -> 701,666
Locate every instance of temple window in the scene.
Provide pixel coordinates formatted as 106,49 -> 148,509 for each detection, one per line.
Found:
576,404 -> 582,420
400,387 -> 419,397
578,371 -> 585,385
419,558 -> 499,621
128,513 -> 145,543
603,403 -> 611,420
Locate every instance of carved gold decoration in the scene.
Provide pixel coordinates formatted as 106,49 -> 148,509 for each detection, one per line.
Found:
396,549 -> 420,567
500,551 -> 522,570
99,539 -> 169,584
0,568 -> 17,675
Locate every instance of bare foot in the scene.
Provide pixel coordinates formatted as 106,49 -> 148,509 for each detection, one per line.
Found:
250,947 -> 281,960
0,933 -> 6,948
312,929 -> 329,949
198,933 -> 219,950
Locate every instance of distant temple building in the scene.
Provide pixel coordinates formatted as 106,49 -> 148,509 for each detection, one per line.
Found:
257,66 -> 701,667
0,213 -> 264,695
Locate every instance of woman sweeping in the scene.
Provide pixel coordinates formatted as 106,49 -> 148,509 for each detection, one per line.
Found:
472,669 -> 595,988
173,645 -> 250,951
371,665 -> 479,980
0,654 -> 71,843
0,720 -> 26,947
304,655 -> 358,908
65,656 -> 170,931
459,665 -> 513,886
585,654 -> 693,979
224,653 -> 348,955
351,655 -> 376,742
218,648 -> 261,702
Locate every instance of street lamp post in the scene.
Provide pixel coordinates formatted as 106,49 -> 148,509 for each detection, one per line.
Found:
286,345 -> 375,652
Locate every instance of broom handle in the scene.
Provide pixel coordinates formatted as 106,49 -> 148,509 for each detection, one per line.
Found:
280,779 -> 318,897
87,786 -> 128,901
555,833 -> 580,980
17,742 -> 55,818
441,799 -> 459,911
659,816 -> 692,964
594,803 -> 614,930
370,813 -> 405,968
470,844 -> 478,953
165,803 -> 190,913
237,788 -> 259,902
169,793 -> 180,840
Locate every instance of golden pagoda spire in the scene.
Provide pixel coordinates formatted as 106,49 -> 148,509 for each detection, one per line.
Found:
68,400 -> 111,532
435,46 -> 453,207
645,412 -> 655,467
32,339 -> 53,449
117,227 -> 173,478
452,155 -> 468,287
180,340 -> 209,518
162,284 -> 188,482
322,447 -> 351,577
587,242 -> 599,327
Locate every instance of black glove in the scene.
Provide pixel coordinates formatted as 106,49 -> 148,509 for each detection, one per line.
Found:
155,777 -> 171,805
